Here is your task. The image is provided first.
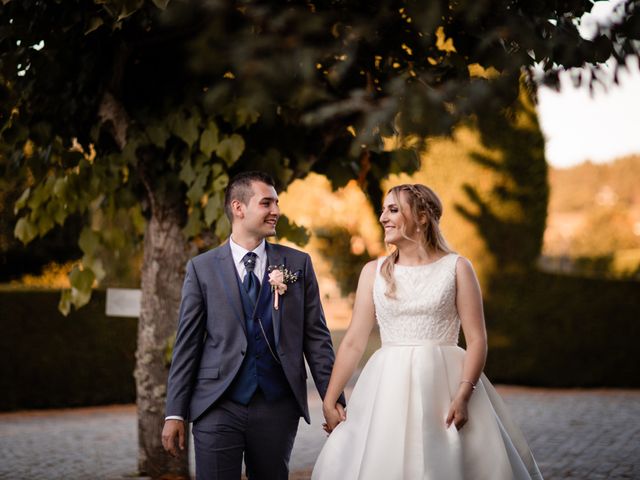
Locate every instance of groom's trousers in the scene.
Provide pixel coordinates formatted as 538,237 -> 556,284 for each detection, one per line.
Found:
192,390 -> 301,480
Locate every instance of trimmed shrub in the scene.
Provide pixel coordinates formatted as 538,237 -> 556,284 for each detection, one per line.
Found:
484,272 -> 640,388
0,289 -> 137,410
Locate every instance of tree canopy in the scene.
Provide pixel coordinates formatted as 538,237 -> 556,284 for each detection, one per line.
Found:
2,1 -> 638,277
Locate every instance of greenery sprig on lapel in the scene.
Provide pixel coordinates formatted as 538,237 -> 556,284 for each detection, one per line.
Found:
267,265 -> 300,310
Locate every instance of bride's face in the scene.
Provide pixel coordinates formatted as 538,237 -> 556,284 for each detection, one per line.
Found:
379,191 -> 417,245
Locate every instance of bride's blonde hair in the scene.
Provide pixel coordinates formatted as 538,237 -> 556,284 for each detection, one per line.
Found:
381,184 -> 453,298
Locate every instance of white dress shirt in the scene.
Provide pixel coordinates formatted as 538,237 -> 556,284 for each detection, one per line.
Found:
165,237 -> 267,422
229,236 -> 267,284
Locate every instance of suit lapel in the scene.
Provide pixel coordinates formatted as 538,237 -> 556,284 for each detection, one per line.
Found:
214,241 -> 247,336
266,242 -> 284,346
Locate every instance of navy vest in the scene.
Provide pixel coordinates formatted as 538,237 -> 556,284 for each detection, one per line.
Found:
225,267 -> 292,404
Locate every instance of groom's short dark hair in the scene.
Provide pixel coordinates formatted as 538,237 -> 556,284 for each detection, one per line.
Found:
224,171 -> 276,221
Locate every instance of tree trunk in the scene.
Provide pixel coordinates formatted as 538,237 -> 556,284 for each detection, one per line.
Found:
135,205 -> 195,479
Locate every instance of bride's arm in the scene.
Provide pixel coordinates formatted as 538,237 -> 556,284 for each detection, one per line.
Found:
447,256 -> 488,430
322,260 -> 377,431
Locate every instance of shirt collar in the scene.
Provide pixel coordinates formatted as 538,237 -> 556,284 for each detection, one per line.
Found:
229,236 -> 266,266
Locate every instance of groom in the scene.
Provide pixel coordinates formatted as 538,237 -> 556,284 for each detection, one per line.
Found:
162,171 -> 343,479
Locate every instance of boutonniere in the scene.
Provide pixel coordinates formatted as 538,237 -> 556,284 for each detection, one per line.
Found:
267,265 -> 299,310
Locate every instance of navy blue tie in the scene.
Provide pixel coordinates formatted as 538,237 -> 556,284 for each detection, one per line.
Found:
242,252 -> 260,305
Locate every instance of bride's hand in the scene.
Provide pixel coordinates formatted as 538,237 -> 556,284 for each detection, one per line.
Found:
445,397 -> 469,431
322,402 -> 346,434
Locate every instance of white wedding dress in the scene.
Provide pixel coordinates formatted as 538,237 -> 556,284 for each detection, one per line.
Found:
312,254 -> 543,480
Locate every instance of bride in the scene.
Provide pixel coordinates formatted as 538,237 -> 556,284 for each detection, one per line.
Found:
313,184 -> 543,479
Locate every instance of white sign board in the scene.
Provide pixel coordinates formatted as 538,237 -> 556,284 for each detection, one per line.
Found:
106,288 -> 141,318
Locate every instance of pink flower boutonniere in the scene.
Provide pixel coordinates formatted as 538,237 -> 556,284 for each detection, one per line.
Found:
267,265 -> 299,310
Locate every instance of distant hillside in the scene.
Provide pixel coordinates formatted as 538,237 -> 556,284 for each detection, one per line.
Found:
543,155 -> 640,277
548,155 -> 640,213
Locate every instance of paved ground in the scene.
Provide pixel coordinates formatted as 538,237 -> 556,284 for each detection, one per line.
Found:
1,382 -> 639,480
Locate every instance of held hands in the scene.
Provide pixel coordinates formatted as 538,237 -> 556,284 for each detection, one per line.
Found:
161,419 -> 186,457
322,402 -> 347,434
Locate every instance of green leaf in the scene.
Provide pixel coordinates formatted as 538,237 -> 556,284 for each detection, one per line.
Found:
66,264 -> 95,309
216,134 -> 245,166
172,112 -> 200,148
277,214 -> 310,246
121,138 -> 140,166
204,193 -> 222,226
69,266 -> 95,292
199,121 -> 220,157
85,17 -> 104,35
214,216 -> 230,240
53,178 -> 66,198
1,122 -> 29,145
324,160 -> 354,190
84,257 -> 106,281
116,0 -> 145,21
389,148 -> 420,174
71,286 -> 93,309
146,124 -> 170,148
27,184 -> 46,210
103,226 -> 126,249
78,227 -> 100,256
152,0 -> 171,9
37,214 -> 54,236
59,290 -> 72,316
129,205 -> 146,234
53,206 -> 67,225
179,158 -> 196,186
186,173 -> 207,205
211,163 -> 224,178
182,207 -> 202,238
211,173 -> 229,192
14,187 -> 30,214
14,217 -> 38,244
234,105 -> 260,128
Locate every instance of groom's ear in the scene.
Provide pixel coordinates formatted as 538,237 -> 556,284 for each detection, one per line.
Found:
231,199 -> 245,220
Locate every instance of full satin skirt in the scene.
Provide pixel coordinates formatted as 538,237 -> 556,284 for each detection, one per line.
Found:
312,343 -> 543,480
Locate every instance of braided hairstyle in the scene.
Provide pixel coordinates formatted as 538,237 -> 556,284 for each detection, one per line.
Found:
380,184 -> 453,298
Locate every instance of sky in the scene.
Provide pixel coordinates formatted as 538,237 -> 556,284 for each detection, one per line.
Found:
535,0 -> 640,169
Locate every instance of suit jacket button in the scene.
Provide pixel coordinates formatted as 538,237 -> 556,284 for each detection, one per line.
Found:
241,349 -> 246,356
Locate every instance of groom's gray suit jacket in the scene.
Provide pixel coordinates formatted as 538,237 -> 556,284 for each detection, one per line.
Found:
165,240 -> 337,424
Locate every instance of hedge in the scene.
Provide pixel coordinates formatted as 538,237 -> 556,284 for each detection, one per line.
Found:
0,289 -> 137,411
2,269 -> 638,411
484,271 -> 640,388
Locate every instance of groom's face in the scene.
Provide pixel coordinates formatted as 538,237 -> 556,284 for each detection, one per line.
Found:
237,180 -> 280,238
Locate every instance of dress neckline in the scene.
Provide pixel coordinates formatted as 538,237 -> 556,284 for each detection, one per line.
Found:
393,253 -> 452,268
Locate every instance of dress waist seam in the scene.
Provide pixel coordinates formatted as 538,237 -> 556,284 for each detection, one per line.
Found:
382,339 -> 457,347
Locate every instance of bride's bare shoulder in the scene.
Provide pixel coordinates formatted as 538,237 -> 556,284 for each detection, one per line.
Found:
358,259 -> 379,284
364,258 -> 382,273
352,260 -> 379,299
454,255 -> 475,274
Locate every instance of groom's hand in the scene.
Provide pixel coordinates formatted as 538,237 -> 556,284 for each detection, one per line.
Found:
162,419 -> 185,457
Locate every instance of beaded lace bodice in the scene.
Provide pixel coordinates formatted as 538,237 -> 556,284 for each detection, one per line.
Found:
373,254 -> 460,345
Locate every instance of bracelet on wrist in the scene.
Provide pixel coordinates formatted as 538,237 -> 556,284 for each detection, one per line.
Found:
460,380 -> 477,390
